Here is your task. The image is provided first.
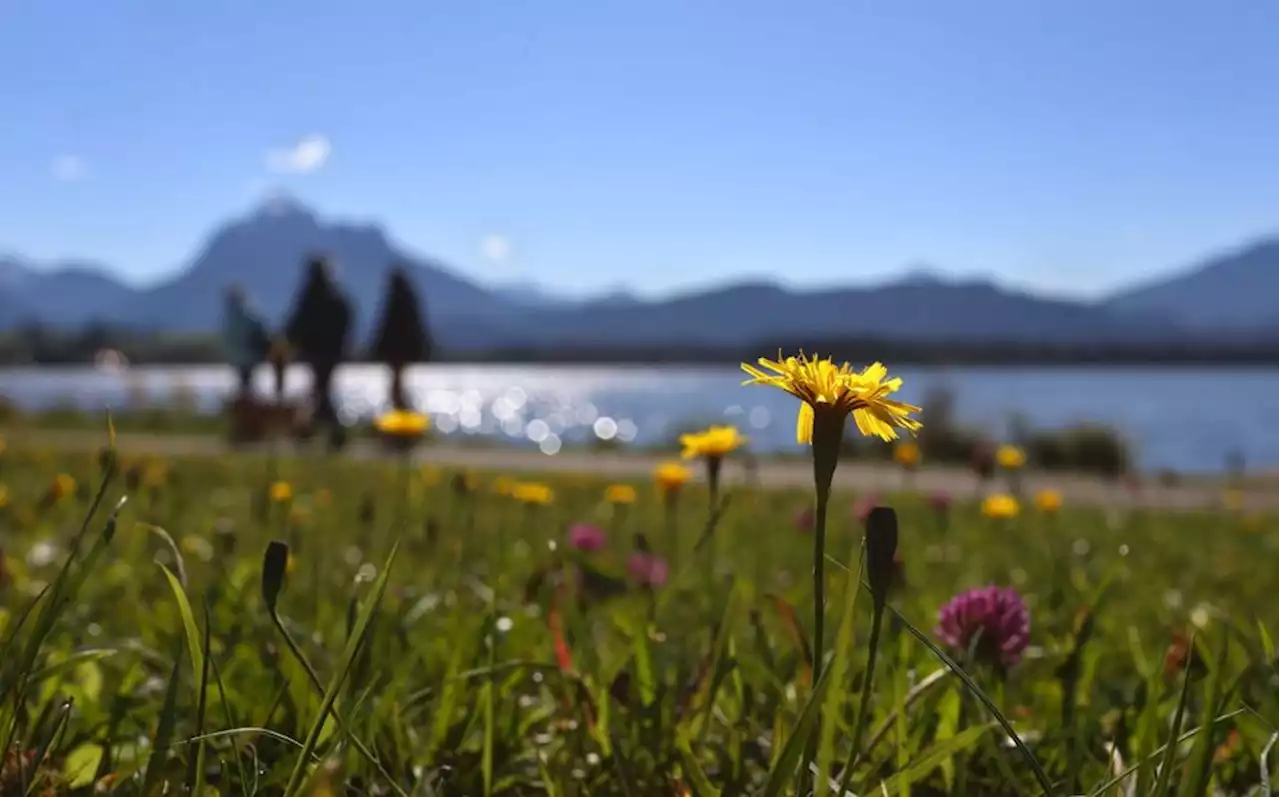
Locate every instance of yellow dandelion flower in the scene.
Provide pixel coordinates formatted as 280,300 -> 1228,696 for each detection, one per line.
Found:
894,441 -> 922,469
996,445 -> 1026,470
680,426 -> 748,460
512,482 -> 554,506
981,493 -> 1021,520
1034,489 -> 1063,515
269,481 -> 293,503
605,484 -> 637,505
741,352 -> 921,444
653,462 -> 692,493
375,409 -> 430,438
50,474 -> 77,502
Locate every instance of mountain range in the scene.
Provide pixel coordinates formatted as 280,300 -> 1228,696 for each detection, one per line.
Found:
1,198 -> 1275,351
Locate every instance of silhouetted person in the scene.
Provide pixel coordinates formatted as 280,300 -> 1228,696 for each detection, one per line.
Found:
221,284 -> 271,398
284,256 -> 353,446
369,266 -> 432,410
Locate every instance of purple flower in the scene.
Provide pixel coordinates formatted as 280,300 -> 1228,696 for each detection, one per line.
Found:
935,586 -> 1030,669
793,506 -> 814,532
627,552 -> 669,589
568,523 -> 606,552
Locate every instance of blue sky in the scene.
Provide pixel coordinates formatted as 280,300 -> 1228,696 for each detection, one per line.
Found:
2,0 -> 1275,299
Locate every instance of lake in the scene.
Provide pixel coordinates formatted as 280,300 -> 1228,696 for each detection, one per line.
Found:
1,364 -> 1275,473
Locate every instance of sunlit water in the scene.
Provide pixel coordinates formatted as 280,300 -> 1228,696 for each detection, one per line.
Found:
1,364 -> 1275,473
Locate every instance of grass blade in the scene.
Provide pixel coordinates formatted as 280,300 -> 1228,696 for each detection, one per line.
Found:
1153,633 -> 1198,797
760,655 -> 837,797
874,723 -> 992,793
141,638 -> 185,797
282,541 -> 399,797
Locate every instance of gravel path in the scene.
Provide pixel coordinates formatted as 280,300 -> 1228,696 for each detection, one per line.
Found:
7,428 -> 1276,512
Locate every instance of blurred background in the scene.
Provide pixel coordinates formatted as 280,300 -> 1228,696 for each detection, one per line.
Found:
1,0 -> 1276,475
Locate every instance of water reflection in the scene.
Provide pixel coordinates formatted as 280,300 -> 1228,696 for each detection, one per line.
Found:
1,363 -> 1276,471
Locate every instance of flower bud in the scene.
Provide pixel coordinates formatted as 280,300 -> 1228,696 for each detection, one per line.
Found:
865,506 -> 899,608
262,540 -> 290,613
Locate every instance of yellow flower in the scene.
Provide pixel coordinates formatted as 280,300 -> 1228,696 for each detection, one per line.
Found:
653,462 -> 692,493
680,426 -> 748,460
981,493 -> 1021,520
605,484 -> 637,505
50,474 -> 77,502
1034,489 -> 1063,515
269,481 -> 293,503
493,476 -> 516,496
512,482 -> 554,506
741,353 -> 921,444
375,410 -> 430,438
894,441 -> 922,469
996,445 -> 1026,470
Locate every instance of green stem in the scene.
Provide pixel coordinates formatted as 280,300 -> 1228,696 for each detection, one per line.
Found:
269,611 -> 406,796
836,603 -> 885,795
809,411 -> 844,682
812,486 -> 829,683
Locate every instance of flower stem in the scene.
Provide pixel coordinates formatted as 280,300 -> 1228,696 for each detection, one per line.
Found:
812,485 -> 829,683
809,411 -> 844,682
836,601 -> 884,794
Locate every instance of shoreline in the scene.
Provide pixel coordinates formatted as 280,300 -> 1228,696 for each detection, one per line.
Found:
5,427 -> 1275,512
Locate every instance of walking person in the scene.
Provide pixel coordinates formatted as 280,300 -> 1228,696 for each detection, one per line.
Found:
369,265 -> 433,411
284,255 -> 353,449
221,283 -> 271,399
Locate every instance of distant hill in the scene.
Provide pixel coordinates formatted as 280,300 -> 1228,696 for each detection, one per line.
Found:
0,200 -> 1274,351
0,257 -> 137,328
120,199 -> 513,344
1105,237 -> 1278,332
511,278 -> 1177,347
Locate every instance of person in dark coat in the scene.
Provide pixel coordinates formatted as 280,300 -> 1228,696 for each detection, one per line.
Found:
369,265 -> 433,410
284,256 -> 353,444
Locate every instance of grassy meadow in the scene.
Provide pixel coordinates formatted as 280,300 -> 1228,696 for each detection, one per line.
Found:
0,431 -> 1275,796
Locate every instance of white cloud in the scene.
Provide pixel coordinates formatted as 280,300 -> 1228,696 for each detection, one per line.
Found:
265,134 -> 331,174
480,233 -> 512,265
52,155 -> 86,181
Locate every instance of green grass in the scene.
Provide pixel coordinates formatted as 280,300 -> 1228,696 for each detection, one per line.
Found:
0,435 -> 1275,795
